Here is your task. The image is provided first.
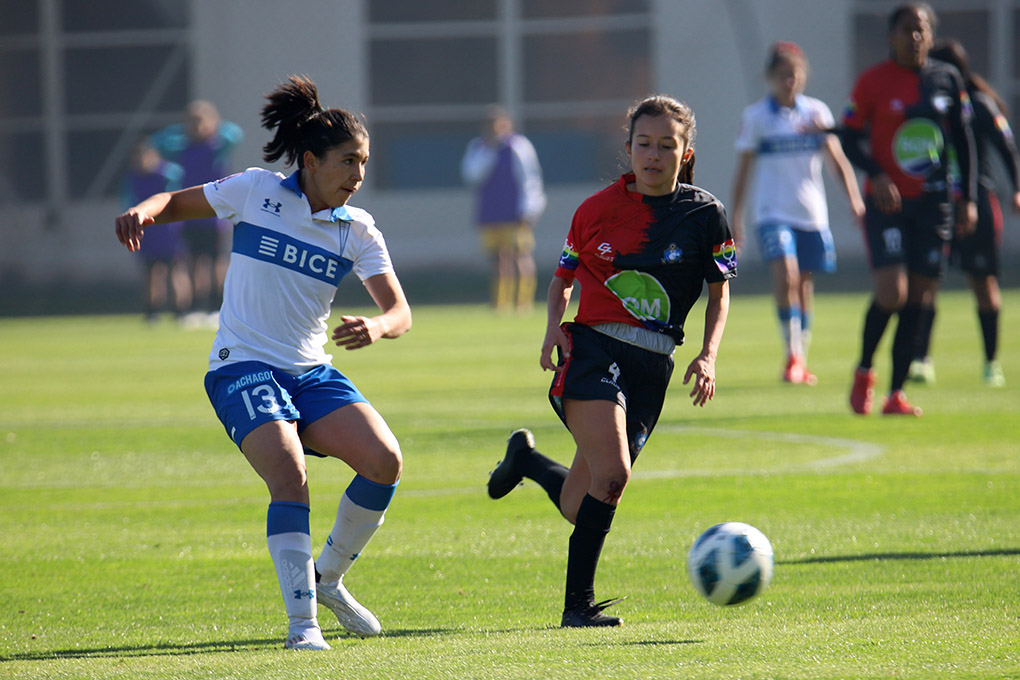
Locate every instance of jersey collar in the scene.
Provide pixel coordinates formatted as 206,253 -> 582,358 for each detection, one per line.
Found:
280,170 -> 353,223
767,94 -> 806,115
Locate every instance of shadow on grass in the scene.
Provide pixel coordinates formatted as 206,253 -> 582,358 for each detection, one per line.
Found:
0,628 -> 458,662
782,547 -> 1020,565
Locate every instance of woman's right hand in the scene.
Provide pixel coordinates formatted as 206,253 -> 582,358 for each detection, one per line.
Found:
115,209 -> 154,252
870,173 -> 902,214
540,324 -> 570,372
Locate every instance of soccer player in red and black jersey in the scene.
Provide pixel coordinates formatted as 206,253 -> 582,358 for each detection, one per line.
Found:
486,95 -> 736,627
840,2 -> 977,416
911,38 -> 1020,388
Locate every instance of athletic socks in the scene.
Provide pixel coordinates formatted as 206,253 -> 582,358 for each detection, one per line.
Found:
518,448 -> 568,510
891,304 -> 923,392
266,501 -> 319,634
564,494 -> 616,611
801,309 -> 813,361
777,305 -> 803,359
315,475 -> 397,585
914,306 -> 936,361
859,300 -> 893,370
978,309 -> 999,362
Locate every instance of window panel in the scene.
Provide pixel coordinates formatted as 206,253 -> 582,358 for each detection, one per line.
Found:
0,132 -> 46,201
526,115 -> 628,184
371,120 -> 478,189
0,0 -> 38,36
523,30 -> 650,102
1015,9 -> 1020,78
63,45 -> 188,115
370,38 -> 498,106
0,49 -> 42,118
66,129 -> 122,198
851,12 -> 888,77
522,0 -> 650,19
937,10 -> 990,77
369,0 -> 497,23
61,0 -> 186,32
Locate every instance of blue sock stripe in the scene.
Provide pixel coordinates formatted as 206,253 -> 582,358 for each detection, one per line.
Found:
777,306 -> 792,323
801,311 -> 812,333
345,474 -> 398,511
267,501 -> 310,537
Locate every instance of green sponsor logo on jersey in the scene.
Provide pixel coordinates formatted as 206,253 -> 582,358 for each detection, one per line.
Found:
893,118 -> 944,178
605,270 -> 670,324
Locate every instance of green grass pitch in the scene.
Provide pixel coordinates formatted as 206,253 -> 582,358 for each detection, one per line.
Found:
1,289 -> 1018,679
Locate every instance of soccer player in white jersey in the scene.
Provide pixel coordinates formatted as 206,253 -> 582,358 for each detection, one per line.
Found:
731,42 -> 864,384
116,76 -> 411,651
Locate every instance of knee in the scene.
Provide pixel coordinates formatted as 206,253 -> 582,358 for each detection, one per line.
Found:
266,461 -> 308,501
875,288 -> 906,312
591,466 -> 630,504
363,444 -> 402,485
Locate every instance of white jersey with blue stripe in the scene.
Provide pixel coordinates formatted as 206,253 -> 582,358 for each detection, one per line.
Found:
203,167 -> 393,374
735,94 -> 834,232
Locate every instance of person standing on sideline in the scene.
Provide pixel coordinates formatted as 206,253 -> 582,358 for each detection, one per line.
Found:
462,106 -> 546,314
840,2 -> 976,416
121,137 -> 191,322
487,95 -> 735,627
151,99 -> 243,324
731,42 -> 864,385
116,76 -> 411,651
906,38 -> 1019,388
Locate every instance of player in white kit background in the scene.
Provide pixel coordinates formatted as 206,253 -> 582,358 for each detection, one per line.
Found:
115,76 -> 412,651
731,42 -> 864,385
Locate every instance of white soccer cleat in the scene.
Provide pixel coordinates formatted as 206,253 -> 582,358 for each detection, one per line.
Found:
284,627 -> 331,651
317,579 -> 381,638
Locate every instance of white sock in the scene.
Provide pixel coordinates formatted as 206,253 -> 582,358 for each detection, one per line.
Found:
266,502 -> 318,632
316,476 -> 396,584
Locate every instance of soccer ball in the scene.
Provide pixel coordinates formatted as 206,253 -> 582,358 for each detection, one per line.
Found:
687,522 -> 774,606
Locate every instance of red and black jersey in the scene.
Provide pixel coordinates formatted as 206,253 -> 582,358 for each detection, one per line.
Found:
554,173 -> 736,345
969,89 -> 1020,194
841,59 -> 976,201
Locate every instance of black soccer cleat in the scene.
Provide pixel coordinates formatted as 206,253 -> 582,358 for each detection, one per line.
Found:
560,597 -> 626,628
487,429 -> 535,499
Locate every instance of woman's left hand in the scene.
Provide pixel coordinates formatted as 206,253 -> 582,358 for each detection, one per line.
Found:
683,353 -> 716,407
333,315 -> 379,350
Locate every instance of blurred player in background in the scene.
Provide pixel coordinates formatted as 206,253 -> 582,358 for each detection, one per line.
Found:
840,2 -> 976,416
117,76 -> 411,651
151,100 -> 243,325
462,106 -> 546,314
487,95 -> 735,628
907,38 -> 1019,388
731,41 -> 864,385
121,137 -> 190,322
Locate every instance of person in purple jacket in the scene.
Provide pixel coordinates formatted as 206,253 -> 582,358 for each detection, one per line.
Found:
151,100 -> 243,322
462,106 -> 546,314
121,138 -> 190,322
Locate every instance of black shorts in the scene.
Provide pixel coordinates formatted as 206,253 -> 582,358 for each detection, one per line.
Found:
548,322 -> 674,463
950,184 -> 1002,278
863,194 -> 952,278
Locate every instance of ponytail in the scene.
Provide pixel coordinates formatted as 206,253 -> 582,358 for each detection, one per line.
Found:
678,153 -> 695,185
261,75 -> 368,168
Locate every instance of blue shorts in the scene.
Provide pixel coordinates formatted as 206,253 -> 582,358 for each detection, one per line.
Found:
757,223 -> 836,273
204,361 -> 367,451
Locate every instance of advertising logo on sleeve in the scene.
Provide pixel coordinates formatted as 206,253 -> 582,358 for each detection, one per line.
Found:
893,119 -> 944,178
712,239 -> 737,276
605,270 -> 671,328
